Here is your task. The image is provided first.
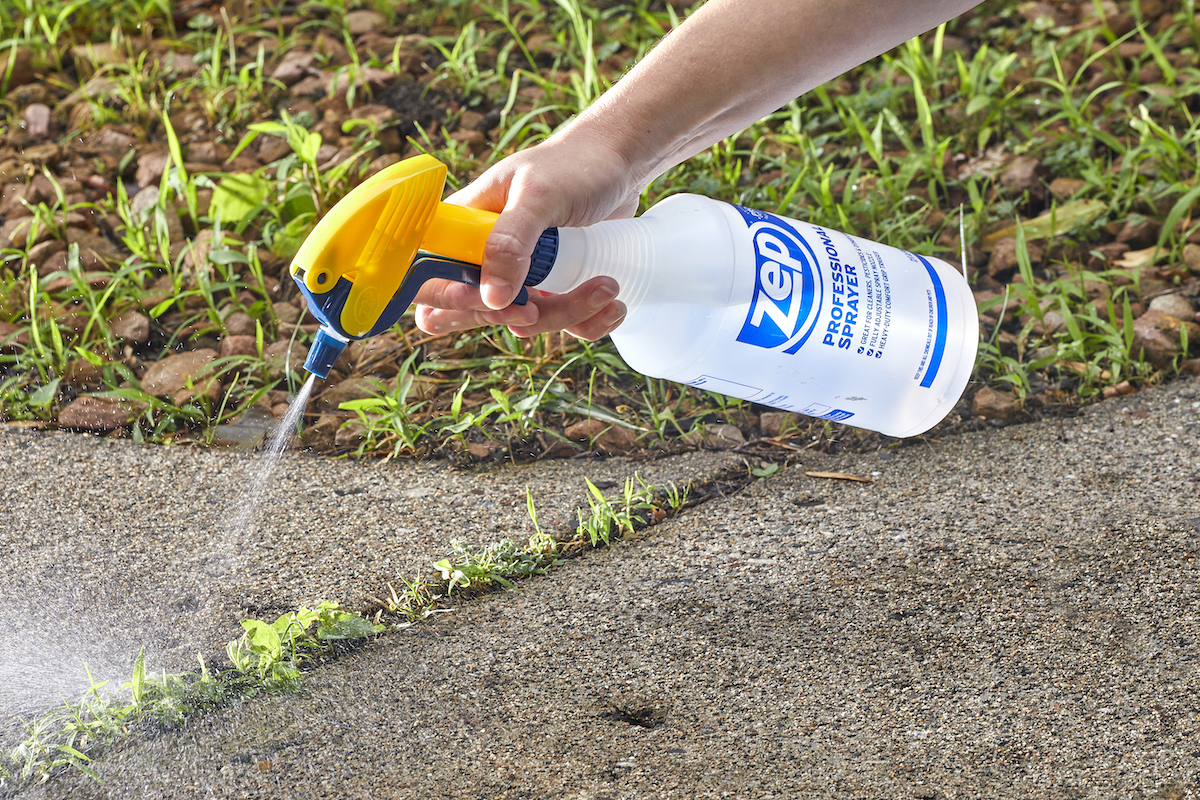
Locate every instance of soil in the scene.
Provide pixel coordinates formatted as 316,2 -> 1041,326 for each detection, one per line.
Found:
1,0 -> 1198,464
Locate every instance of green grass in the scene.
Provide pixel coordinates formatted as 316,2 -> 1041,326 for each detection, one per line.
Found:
0,0 -> 1198,455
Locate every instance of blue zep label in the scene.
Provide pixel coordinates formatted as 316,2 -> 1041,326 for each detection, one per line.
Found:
734,206 -> 822,354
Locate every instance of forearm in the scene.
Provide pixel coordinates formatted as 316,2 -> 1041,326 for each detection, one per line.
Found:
559,0 -> 981,189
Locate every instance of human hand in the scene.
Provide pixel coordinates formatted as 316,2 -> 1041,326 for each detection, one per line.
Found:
413,134 -> 640,340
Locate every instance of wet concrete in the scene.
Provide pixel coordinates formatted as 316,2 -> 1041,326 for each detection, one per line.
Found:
6,376 -> 1200,799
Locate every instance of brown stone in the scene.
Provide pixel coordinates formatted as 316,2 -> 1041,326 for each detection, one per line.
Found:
257,135 -> 292,163
1101,380 -> 1138,399
1131,308 -> 1200,368
43,272 -> 112,294
1138,64 -> 1164,85
272,51 -> 318,87
66,228 -> 121,265
350,104 -> 398,127
18,142 -> 59,167
64,358 -> 107,391
27,239 -> 66,274
0,183 -> 36,217
389,47 -> 424,77
464,440 -> 503,460
173,378 -> 222,407
0,216 -> 46,249
312,33 -> 350,66
1087,241 -> 1131,271
683,422 -> 745,450
1182,243 -> 1200,275
759,411 -> 803,438
272,301 -> 302,325
354,32 -> 398,58
263,339 -> 308,381
95,127 -> 137,157
187,141 -> 230,163
999,155 -> 1042,194
110,311 -> 150,344
2,47 -> 33,88
130,184 -> 160,219
66,103 -> 94,131
358,67 -> 393,91
302,414 -> 342,450
140,349 -> 218,399
182,228 -> 221,278
57,396 -> 144,430
316,146 -> 354,171
59,77 -> 115,113
1018,2 -> 1059,24
21,104 -> 53,140
367,153 -> 401,173
1116,217 -> 1161,250
1048,177 -> 1086,200
219,334 -> 258,358
135,151 -> 171,189
345,332 -> 403,377
458,110 -> 486,131
290,74 -> 329,99
0,320 -> 28,349
37,249 -> 68,278
564,417 -> 637,453
344,9 -> 386,34
156,50 -> 200,77
334,419 -> 366,449
972,386 -> 1020,420
222,310 -> 257,337
449,129 -> 487,156
987,236 -> 1043,277
313,376 -> 387,413
1148,294 -> 1195,320
1106,11 -> 1136,36
71,42 -> 126,68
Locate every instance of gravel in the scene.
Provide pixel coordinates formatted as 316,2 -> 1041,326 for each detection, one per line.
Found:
8,376 -> 1200,799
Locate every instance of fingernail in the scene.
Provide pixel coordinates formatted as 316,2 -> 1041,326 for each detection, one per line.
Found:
607,303 -> 627,331
589,283 -> 618,307
516,304 -> 538,324
482,281 -> 513,310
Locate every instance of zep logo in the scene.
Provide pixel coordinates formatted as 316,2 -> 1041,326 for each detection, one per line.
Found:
734,207 -> 822,354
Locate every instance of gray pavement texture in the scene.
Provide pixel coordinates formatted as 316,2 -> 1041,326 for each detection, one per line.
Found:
4,376 -> 1200,799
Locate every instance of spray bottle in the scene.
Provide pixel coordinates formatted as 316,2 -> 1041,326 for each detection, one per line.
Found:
290,155 -> 977,438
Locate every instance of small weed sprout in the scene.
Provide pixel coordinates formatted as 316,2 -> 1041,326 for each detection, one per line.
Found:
663,481 -> 691,513
576,476 -> 656,547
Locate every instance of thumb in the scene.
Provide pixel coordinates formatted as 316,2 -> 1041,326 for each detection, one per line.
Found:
477,179 -> 557,310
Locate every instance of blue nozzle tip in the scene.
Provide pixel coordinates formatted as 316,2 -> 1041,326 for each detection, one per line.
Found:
305,328 -> 348,379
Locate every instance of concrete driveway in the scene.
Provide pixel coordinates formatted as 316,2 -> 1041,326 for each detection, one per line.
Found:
6,376 -> 1199,799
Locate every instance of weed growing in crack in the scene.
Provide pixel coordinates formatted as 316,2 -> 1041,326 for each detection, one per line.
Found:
1,473 -> 703,793
434,536 -> 561,594
0,603 -> 381,794
577,476 -> 656,547
373,474 -> 689,622
225,601 -> 384,691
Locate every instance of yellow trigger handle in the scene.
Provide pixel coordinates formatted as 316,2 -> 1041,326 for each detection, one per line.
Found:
290,155 -> 502,338
421,202 -> 499,266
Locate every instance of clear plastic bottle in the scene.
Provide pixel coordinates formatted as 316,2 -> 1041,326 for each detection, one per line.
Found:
533,195 -> 978,438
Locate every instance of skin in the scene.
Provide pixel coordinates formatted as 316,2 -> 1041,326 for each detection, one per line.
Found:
413,0 -> 982,340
